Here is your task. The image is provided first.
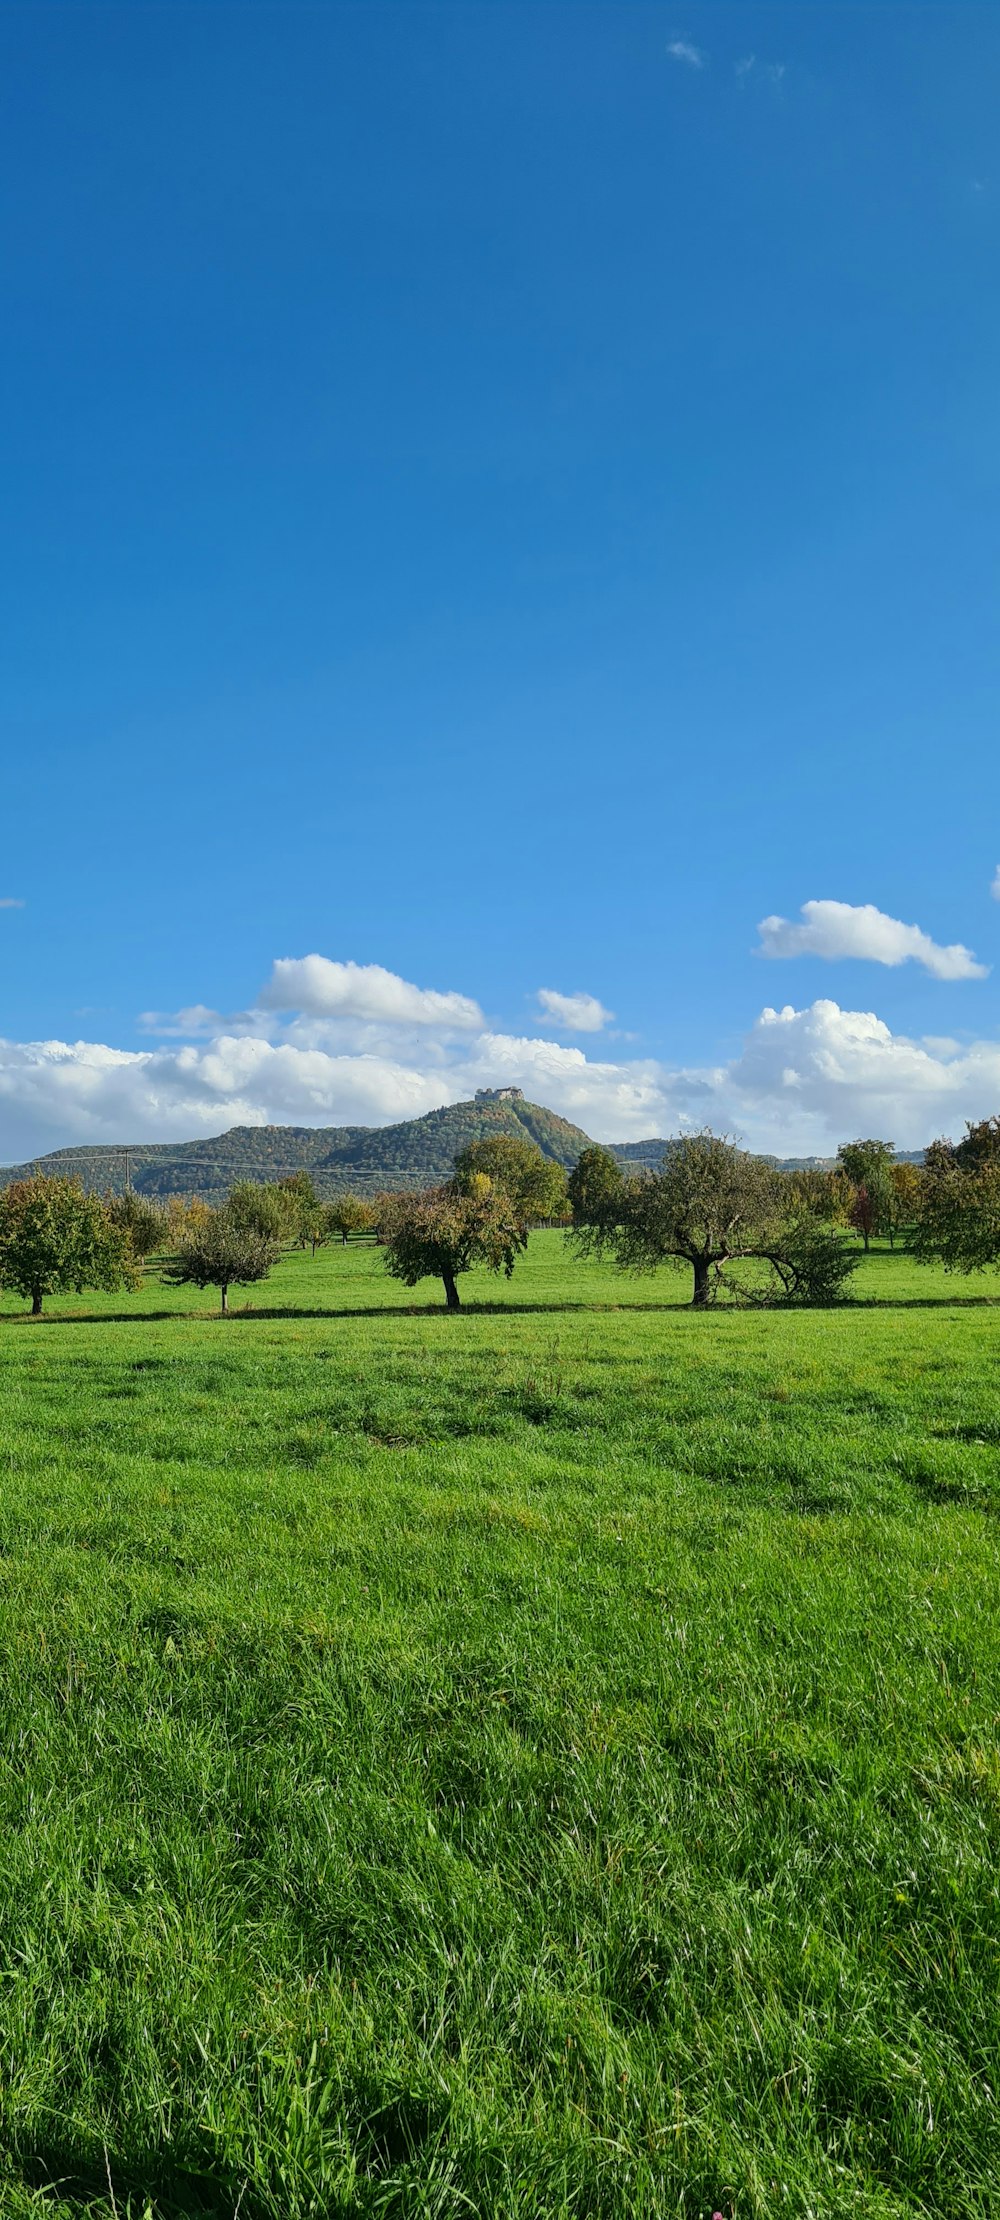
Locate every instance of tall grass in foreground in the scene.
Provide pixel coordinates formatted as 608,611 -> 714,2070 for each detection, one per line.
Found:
0,1235 -> 998,2217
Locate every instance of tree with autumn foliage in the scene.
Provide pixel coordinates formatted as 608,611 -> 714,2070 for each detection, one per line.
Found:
454,1133 -> 567,1222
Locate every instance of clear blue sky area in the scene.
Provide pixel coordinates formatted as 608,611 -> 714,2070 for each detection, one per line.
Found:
1,2 -> 998,1155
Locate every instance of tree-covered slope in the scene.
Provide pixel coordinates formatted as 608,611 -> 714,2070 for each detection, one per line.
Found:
0,1097 -> 597,1201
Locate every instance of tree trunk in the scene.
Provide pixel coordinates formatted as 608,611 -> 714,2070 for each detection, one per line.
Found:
691,1256 -> 711,1307
31,1288 -> 43,1317
220,1282 -> 229,1315
862,1230 -> 870,1252
442,1270 -> 460,1311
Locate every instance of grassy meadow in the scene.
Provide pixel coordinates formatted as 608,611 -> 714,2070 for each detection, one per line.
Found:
1,1234 -> 999,2218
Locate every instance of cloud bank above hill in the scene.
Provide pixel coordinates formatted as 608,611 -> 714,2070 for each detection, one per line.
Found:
3,951 -> 1000,1163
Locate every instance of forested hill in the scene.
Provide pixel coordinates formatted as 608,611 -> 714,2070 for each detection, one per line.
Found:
0,1093 -> 596,1201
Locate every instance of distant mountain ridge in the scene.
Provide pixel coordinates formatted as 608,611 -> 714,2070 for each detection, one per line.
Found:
0,1097 -> 926,1200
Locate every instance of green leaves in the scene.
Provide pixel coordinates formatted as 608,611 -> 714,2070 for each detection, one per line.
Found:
0,1176 -> 137,1314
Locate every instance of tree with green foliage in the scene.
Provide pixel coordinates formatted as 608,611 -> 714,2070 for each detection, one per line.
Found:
379,1183 -> 528,1309
914,1120 -> 1000,1280
567,1145 -> 627,1227
162,1204 -> 280,1314
454,1133 -> 568,1222
570,1132 -> 786,1307
837,1139 -> 897,1250
278,1171 -> 319,1245
0,1176 -> 137,1316
227,1180 -> 293,1244
104,1188 -> 167,1260
749,1218 -> 863,1307
884,1159 -> 924,1249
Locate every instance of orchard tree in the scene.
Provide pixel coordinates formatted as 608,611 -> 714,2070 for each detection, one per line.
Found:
105,1189 -> 167,1260
454,1133 -> 568,1221
914,1119 -> 1000,1279
837,1138 -> 897,1249
571,1132 -> 785,1307
278,1171 -> 319,1245
849,1183 -> 877,1252
379,1183 -> 528,1310
0,1176 -> 137,1316
327,1193 -> 377,1245
228,1179 -> 292,1243
885,1159 -> 924,1248
163,1203 -> 280,1314
567,1145 -> 627,1226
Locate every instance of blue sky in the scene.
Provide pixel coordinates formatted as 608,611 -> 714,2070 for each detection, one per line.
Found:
2,0 -> 999,1158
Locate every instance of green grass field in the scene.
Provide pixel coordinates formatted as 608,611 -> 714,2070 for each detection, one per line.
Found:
1,1235 -> 999,2219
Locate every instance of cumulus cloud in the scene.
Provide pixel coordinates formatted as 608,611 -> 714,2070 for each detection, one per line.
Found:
724,999 -> 1000,1149
6,943 -> 1000,1165
757,899 -> 988,981
4,992 -> 1000,1166
666,39 -> 705,67
535,988 -> 614,1033
258,956 -> 483,1030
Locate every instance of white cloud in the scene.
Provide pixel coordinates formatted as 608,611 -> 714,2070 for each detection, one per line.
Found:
3,994 -> 1000,1166
257,956 -> 483,1030
535,988 -> 614,1033
666,39 -> 705,67
0,897 -> 25,910
756,898 -> 988,981
138,1004 -> 226,1038
5,949 -> 1000,1166
724,999 -> 1000,1150
991,866 -> 1000,901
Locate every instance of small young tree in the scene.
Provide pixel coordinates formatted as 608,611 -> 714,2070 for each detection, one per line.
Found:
0,1176 -> 136,1316
163,1204 -> 280,1314
570,1132 -> 784,1307
838,1138 -> 896,1249
379,1184 -> 528,1309
454,1133 -> 568,1221
327,1193 -> 377,1245
849,1182 -> 877,1252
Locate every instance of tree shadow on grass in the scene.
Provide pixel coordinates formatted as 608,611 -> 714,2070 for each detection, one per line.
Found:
16,2139 -> 262,2220
0,1298 -> 696,1326
3,1294 -> 998,1328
